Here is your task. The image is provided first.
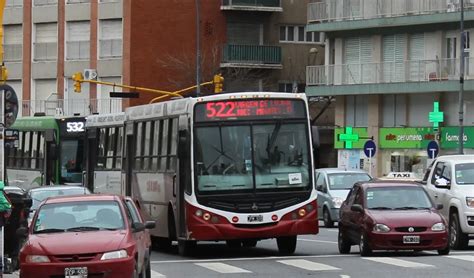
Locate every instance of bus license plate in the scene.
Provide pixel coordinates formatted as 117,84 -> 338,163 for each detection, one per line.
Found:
65,267 -> 88,278
247,215 -> 263,222
403,235 -> 420,244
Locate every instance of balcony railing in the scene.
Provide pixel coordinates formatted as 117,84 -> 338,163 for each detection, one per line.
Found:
222,44 -> 282,65
33,42 -> 58,61
308,0 -> 474,23
34,0 -> 58,6
307,58 -> 473,86
66,41 -> 90,60
66,0 -> 91,4
22,98 -> 123,117
3,44 -> 23,62
99,39 -> 123,59
6,0 -> 23,7
222,0 -> 281,8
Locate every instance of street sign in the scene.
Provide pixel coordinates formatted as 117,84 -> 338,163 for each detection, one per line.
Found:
1,84 -> 19,128
429,102 -> 444,130
427,140 -> 439,159
339,126 -> 359,149
363,140 -> 376,158
4,129 -> 19,148
110,92 -> 139,98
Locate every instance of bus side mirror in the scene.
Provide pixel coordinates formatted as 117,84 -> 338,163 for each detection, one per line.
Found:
178,130 -> 189,159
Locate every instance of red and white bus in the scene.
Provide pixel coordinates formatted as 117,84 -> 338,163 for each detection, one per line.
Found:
121,92 -> 317,255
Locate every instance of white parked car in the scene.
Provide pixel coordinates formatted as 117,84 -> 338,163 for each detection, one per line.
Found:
422,155 -> 474,249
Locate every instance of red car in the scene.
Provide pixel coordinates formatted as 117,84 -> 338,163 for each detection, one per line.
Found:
338,181 -> 449,256
18,194 -> 155,278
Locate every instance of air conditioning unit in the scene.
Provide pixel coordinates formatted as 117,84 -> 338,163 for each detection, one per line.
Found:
83,69 -> 98,81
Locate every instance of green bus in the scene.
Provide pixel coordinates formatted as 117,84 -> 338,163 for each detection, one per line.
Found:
5,115 -> 86,189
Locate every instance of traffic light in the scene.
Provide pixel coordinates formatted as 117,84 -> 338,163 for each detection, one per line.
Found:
72,72 -> 83,93
213,73 -> 224,93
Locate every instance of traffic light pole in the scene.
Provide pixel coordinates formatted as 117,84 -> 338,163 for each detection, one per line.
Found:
459,0 -> 465,154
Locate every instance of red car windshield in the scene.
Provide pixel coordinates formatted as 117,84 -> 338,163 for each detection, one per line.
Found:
33,201 -> 125,234
366,187 -> 433,210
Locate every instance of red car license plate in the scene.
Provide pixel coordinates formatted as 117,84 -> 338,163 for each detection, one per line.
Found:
403,235 -> 420,244
65,267 -> 88,278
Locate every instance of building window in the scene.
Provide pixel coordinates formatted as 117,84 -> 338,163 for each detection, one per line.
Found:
278,82 -> 305,93
280,25 -> 321,43
345,95 -> 368,127
99,19 -> 123,59
33,0 -> 58,6
34,23 -> 58,61
6,0 -> 23,7
66,21 -> 90,60
66,0 -> 90,3
3,25 -> 23,62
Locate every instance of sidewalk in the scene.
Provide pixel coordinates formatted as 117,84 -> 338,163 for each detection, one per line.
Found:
3,272 -> 19,277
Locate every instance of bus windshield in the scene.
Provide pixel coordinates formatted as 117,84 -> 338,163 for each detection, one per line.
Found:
60,140 -> 85,184
194,122 -> 311,194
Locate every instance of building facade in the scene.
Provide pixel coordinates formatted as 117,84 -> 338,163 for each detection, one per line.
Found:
3,0 -> 324,116
307,0 -> 474,178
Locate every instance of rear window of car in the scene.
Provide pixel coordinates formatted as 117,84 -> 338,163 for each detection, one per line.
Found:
30,187 -> 90,210
366,187 -> 433,210
33,200 -> 124,233
455,163 -> 474,185
327,173 -> 371,190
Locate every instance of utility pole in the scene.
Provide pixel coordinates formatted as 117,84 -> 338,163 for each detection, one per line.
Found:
459,0 -> 465,154
195,0 -> 201,97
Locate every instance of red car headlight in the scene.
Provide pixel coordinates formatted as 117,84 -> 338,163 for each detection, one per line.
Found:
25,255 -> 50,263
373,223 -> 390,233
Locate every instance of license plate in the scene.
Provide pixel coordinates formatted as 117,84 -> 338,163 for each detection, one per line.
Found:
65,267 -> 88,278
247,215 -> 263,222
403,235 -> 420,244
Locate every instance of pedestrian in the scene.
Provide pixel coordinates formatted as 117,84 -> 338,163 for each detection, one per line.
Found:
0,180 -> 13,278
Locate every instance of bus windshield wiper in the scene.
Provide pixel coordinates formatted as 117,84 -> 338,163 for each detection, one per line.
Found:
34,228 -> 65,234
66,226 -> 101,232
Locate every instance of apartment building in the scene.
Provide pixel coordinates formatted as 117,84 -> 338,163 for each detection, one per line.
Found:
307,0 -> 474,177
3,0 -> 324,117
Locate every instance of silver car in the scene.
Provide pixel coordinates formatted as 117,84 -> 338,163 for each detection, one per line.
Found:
315,168 -> 372,227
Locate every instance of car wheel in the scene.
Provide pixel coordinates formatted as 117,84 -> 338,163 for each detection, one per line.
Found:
178,240 -> 196,256
449,212 -> 469,250
359,233 -> 372,257
338,228 -> 351,254
144,257 -> 152,278
276,236 -> 297,255
133,261 -> 140,278
242,239 -> 257,248
438,244 -> 450,256
152,236 -> 172,251
323,208 -> 334,228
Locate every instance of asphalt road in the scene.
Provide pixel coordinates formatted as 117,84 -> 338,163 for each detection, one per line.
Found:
5,224 -> 474,278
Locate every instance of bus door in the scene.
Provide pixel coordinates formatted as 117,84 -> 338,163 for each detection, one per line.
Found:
176,115 -> 190,239
123,122 -> 135,196
86,127 -> 98,192
44,129 -> 58,185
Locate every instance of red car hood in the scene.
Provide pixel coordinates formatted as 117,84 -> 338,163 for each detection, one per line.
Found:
368,209 -> 444,227
27,230 -> 128,255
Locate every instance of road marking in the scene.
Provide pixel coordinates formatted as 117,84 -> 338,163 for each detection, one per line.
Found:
277,259 -> 340,271
447,255 -> 474,262
298,238 -> 338,244
151,270 -> 166,277
340,275 -> 351,278
151,254 -> 358,264
195,262 -> 252,274
362,257 -> 434,268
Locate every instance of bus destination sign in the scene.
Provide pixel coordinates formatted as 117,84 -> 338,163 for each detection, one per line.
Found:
195,99 -> 305,122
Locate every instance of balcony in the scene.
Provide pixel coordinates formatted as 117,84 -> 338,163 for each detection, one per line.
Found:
306,58 -> 474,95
22,98 -> 123,117
33,42 -> 58,61
66,41 -> 90,60
3,44 -> 23,62
221,44 -> 282,69
221,0 -> 282,12
307,0 -> 474,31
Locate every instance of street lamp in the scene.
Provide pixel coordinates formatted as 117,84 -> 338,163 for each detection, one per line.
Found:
459,0 -> 465,154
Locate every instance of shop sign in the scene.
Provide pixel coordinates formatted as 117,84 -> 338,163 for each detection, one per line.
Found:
334,127 -> 368,149
440,127 -> 474,148
380,128 -> 436,149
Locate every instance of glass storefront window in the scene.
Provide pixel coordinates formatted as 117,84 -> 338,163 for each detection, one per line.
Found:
381,150 -> 428,179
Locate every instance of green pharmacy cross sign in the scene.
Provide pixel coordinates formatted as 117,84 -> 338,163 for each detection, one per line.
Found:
339,126 -> 360,149
429,102 -> 444,130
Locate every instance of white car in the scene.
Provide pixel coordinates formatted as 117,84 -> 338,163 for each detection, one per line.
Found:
422,155 -> 474,249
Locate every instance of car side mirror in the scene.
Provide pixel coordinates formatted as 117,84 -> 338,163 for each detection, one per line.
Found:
434,179 -> 451,189
132,222 -> 146,233
145,221 -> 156,230
316,185 -> 323,192
351,204 -> 364,213
436,204 -> 444,210
16,227 -> 28,238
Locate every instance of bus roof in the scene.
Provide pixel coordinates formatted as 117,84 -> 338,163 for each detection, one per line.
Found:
86,112 -> 126,127
125,92 -> 307,121
11,116 -> 59,131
